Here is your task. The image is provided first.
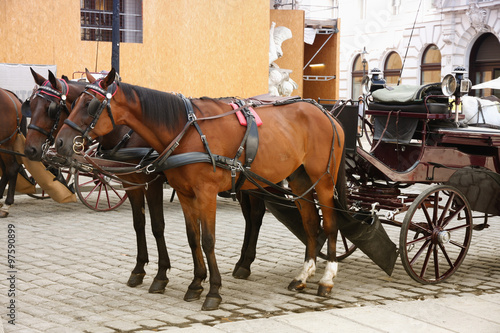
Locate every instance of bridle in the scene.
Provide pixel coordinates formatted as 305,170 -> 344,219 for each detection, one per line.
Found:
23,80 -> 70,152
63,80 -> 117,154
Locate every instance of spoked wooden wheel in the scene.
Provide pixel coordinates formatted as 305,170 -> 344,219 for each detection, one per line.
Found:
74,170 -> 128,211
74,143 -> 127,211
399,185 -> 472,284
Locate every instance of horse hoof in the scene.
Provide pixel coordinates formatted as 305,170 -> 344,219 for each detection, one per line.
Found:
149,278 -> 169,294
127,273 -> 146,287
202,295 -> 222,311
232,266 -> 251,279
288,279 -> 306,291
317,284 -> 333,297
184,287 -> 203,302
0,211 -> 9,218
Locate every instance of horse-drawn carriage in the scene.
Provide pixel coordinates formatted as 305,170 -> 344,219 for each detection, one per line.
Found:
3,65 -> 500,310
325,66 -> 500,284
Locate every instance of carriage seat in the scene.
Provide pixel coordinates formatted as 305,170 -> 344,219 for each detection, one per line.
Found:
369,83 -> 448,114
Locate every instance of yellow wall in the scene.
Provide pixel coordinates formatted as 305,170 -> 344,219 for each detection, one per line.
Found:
0,0 -> 269,97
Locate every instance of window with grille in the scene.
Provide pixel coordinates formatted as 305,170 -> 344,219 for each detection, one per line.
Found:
81,0 -> 143,43
384,52 -> 402,86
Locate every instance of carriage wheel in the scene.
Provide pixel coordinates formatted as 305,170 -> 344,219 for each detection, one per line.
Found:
357,114 -> 374,150
74,170 -> 128,212
399,185 -> 472,284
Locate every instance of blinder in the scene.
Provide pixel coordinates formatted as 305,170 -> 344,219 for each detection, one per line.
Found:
88,97 -> 103,118
48,101 -> 59,119
21,99 -> 32,117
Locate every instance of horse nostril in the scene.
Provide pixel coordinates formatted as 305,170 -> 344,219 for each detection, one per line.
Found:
56,138 -> 64,150
24,146 -> 37,159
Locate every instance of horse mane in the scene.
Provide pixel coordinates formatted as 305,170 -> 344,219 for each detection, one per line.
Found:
118,82 -> 187,131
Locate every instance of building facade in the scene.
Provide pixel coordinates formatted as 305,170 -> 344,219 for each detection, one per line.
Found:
338,0 -> 500,100
0,0 -> 269,98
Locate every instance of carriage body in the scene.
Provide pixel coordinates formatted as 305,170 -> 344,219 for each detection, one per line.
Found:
328,77 -> 500,284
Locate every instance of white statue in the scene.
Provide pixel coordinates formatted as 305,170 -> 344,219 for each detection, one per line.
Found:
268,22 -> 297,96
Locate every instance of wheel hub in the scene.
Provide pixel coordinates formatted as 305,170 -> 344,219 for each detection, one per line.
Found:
436,230 -> 451,244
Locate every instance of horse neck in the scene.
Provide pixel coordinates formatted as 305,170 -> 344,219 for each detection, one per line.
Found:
111,86 -> 189,153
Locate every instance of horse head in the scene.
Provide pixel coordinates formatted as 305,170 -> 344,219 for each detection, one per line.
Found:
55,68 -> 119,158
24,68 -> 84,161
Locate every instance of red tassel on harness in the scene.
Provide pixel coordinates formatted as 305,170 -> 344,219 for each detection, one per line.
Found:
230,103 -> 263,126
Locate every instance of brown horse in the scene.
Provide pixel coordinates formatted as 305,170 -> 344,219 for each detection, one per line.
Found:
55,68 -> 346,311
0,88 -> 26,218
23,69 -> 170,293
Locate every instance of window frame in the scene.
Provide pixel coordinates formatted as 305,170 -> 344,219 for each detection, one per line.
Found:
80,0 -> 143,44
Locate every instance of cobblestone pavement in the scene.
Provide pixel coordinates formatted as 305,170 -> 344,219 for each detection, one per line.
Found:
1,186 -> 499,332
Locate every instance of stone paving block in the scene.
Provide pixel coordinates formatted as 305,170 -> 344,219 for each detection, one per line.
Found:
276,311 -> 382,332
332,305 -> 451,332
212,317 -> 305,333
2,189 -> 500,332
382,298 -> 500,332
105,319 -> 143,331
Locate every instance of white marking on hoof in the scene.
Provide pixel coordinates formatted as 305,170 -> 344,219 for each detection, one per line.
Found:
319,261 -> 338,287
294,259 -> 316,283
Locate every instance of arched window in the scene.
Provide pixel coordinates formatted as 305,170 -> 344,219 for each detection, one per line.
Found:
352,54 -> 368,99
384,52 -> 402,86
421,45 -> 441,85
469,33 -> 500,98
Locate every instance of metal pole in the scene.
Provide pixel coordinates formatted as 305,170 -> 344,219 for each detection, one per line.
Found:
111,0 -> 120,73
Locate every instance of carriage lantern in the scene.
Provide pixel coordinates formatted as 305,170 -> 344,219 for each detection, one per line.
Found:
441,66 -> 472,98
362,68 -> 386,95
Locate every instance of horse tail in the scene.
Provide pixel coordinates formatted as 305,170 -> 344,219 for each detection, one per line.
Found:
334,147 -> 348,217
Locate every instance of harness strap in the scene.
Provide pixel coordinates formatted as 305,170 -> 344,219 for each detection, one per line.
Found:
107,129 -> 134,156
229,100 -> 260,200
182,96 -> 217,172
82,153 -> 161,191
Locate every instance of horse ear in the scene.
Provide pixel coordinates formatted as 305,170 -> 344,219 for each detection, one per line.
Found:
85,68 -> 97,83
102,68 -> 116,89
61,75 -> 69,83
48,70 -> 62,91
30,67 -> 46,86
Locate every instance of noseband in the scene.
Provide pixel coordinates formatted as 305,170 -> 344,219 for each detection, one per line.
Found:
25,80 -> 70,147
63,82 -> 117,154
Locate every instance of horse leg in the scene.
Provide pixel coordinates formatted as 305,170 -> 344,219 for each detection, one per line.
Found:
126,189 -> 149,287
0,155 -> 20,218
145,176 -> 170,294
0,156 -> 7,203
233,191 -> 266,279
286,167 -> 321,292
177,191 -> 222,311
315,179 -> 338,297
177,193 -> 207,303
